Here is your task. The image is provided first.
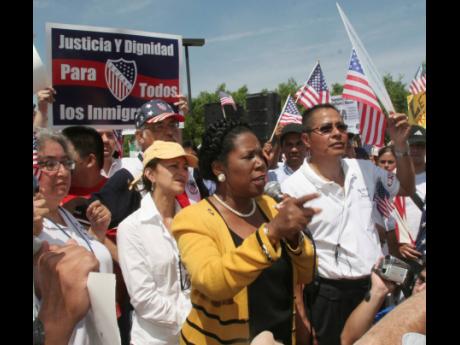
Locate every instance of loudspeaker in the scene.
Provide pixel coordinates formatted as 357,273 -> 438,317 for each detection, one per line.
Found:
245,92 -> 281,143
204,103 -> 244,128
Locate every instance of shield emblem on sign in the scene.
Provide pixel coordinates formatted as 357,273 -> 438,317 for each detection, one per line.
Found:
105,58 -> 137,102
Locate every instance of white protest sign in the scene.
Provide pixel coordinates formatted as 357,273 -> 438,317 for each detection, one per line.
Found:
331,95 -> 360,134
33,44 -> 49,94
87,272 -> 121,345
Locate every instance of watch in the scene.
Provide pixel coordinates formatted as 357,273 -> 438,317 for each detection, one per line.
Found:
394,142 -> 410,158
33,318 -> 45,345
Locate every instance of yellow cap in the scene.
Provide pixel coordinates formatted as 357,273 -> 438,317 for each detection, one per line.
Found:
142,140 -> 198,168
130,141 -> 198,189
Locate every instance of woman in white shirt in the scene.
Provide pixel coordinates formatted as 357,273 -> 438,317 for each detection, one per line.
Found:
117,140 -> 197,345
34,128 -> 113,345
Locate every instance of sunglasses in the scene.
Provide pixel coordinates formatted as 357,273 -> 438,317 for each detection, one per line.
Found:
307,122 -> 348,135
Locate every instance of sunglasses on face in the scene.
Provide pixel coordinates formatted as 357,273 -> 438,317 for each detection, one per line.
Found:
307,122 -> 348,135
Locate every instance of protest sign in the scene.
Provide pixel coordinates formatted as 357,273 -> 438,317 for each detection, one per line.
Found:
47,23 -> 182,128
33,44 -> 49,94
407,92 -> 426,128
331,95 -> 360,134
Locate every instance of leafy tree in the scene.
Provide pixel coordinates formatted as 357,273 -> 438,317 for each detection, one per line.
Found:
276,78 -> 299,106
383,73 -> 410,113
331,83 -> 344,96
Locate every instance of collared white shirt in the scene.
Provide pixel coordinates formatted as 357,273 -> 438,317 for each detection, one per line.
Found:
118,193 -> 192,345
267,161 -> 297,184
38,207 -> 113,345
281,158 -> 400,279
101,157 -> 122,178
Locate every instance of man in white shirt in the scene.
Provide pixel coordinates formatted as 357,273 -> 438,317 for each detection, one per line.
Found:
281,104 -> 415,345
397,125 -> 426,260
267,123 -> 307,184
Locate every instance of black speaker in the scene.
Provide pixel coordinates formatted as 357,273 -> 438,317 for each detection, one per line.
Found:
204,102 -> 244,129
245,92 -> 281,143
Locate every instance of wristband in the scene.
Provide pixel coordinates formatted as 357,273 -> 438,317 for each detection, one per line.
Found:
394,142 -> 410,158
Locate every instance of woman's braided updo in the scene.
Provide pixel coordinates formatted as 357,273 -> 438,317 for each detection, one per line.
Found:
199,119 -> 254,182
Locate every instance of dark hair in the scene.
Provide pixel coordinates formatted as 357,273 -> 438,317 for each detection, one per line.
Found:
199,119 -> 254,182
62,126 -> 105,170
302,103 -> 340,130
377,145 -> 396,159
182,140 -> 198,152
354,147 -> 370,160
141,158 -> 159,192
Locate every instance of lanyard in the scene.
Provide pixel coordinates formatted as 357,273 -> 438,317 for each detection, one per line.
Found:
45,207 -> 95,254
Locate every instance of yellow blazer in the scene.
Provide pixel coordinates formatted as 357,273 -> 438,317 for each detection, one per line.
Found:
171,195 -> 316,345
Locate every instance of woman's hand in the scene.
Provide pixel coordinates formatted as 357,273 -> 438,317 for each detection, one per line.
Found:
86,200 -> 111,242
266,193 -> 321,245
33,192 -> 49,236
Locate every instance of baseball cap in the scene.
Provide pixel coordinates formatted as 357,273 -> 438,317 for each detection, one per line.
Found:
280,123 -> 304,143
408,125 -> 426,145
134,99 -> 185,129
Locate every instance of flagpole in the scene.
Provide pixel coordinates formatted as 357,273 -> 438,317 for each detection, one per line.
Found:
295,60 -> 320,104
221,106 -> 227,120
269,95 -> 291,143
336,3 -> 395,114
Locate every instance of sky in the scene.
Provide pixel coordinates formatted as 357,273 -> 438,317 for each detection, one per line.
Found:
33,0 -> 426,98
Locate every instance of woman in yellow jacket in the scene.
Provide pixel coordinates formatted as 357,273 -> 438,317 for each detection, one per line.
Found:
172,119 -> 319,345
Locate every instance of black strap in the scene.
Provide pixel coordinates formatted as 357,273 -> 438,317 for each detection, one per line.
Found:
410,192 -> 425,211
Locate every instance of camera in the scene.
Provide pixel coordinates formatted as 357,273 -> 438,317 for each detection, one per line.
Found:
375,255 -> 412,285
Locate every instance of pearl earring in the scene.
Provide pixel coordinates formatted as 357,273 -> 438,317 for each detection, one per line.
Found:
217,173 -> 226,182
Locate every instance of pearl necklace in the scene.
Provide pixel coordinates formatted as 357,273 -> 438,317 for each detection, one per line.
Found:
213,194 -> 256,218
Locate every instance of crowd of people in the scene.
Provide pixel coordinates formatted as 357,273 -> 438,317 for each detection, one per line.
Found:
33,87 -> 426,345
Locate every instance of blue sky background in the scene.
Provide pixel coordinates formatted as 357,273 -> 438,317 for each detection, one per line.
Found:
33,0 -> 426,98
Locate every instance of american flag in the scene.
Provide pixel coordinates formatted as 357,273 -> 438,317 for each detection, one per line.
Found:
342,49 -> 386,146
374,180 -> 394,218
295,62 -> 331,109
113,129 -> 123,157
33,131 -> 41,179
279,95 -> 302,125
409,65 -> 426,95
219,91 -> 237,110
415,201 -> 426,258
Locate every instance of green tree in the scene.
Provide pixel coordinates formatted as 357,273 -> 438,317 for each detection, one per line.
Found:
383,73 -> 410,113
276,77 -> 299,106
331,83 -> 344,96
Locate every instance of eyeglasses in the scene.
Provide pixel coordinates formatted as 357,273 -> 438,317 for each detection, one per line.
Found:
37,159 -> 75,172
146,121 -> 179,132
178,256 -> 191,291
307,122 -> 348,135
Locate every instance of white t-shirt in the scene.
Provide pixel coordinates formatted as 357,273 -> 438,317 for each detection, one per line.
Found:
101,157 -> 122,178
38,207 -> 113,345
405,171 -> 426,240
281,158 -> 400,279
